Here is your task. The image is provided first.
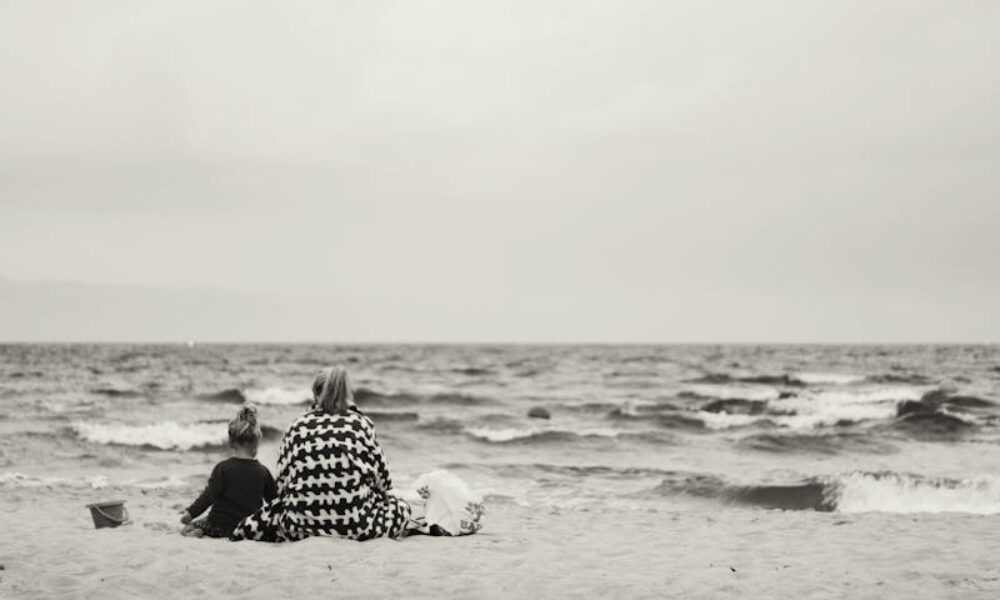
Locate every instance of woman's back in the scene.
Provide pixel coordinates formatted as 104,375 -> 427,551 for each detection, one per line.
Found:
239,407 -> 408,541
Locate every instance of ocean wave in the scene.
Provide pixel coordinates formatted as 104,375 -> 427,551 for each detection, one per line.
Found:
69,421 -> 282,451
737,433 -> 898,455
463,426 -> 669,445
794,372 -> 865,385
642,470 -> 1000,514
689,388 -> 991,438
197,389 -> 247,404
832,471 -> 1000,514
688,372 -> 865,388
244,387 -> 310,406
464,427 -> 619,444
613,412 -> 712,430
667,387 -> 923,431
686,373 -> 804,387
682,385 -> 783,402
889,411 -> 978,437
699,398 -> 773,416
452,367 -> 494,376
0,472 -> 110,489
416,418 -> 466,434
366,410 -> 420,422
452,462 -> 676,479
0,472 -> 191,490
90,387 -> 143,398
355,387 -> 496,407
866,373 -> 934,385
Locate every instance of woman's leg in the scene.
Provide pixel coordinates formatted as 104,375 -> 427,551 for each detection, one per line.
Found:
230,499 -> 287,543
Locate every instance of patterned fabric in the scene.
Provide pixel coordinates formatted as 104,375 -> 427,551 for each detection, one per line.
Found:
404,470 -> 485,536
230,407 -> 411,543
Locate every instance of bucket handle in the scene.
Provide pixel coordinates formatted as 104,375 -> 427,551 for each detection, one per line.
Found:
93,505 -> 130,526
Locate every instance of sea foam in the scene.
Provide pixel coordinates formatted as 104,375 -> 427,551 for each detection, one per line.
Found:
695,387 -> 924,431
244,387 -> 311,406
831,471 -> 1000,514
72,421 -> 226,451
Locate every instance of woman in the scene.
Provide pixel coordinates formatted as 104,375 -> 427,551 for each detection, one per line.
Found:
231,367 -> 411,542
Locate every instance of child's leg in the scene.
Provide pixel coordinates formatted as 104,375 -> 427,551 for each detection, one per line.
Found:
181,518 -> 230,538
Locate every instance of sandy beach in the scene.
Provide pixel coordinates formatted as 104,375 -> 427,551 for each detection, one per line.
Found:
3,343 -> 1000,599
2,483 -> 999,599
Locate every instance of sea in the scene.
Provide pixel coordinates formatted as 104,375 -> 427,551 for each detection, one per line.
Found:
2,344 -> 1000,515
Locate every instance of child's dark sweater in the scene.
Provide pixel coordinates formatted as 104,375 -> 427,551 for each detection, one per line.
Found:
186,457 -> 277,533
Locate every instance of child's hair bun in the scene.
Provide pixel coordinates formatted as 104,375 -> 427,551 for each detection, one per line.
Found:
229,404 -> 262,447
237,404 -> 258,426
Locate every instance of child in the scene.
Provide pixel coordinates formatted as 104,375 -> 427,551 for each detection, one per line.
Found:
180,404 -> 277,538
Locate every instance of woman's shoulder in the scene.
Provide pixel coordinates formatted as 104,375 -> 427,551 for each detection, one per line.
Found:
290,407 -> 372,430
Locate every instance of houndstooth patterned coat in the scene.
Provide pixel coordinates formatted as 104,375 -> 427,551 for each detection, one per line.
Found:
231,407 -> 411,542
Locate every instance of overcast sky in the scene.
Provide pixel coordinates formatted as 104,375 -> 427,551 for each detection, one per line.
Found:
1,1 -> 998,342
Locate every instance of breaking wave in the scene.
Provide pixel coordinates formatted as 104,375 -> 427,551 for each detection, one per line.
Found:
244,387 -> 311,406
355,387 -> 496,406
462,426 -> 674,445
73,421 -> 227,450
643,471 -> 1000,514
71,420 -> 282,451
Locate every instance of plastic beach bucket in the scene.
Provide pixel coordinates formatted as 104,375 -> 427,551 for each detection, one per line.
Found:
86,500 -> 130,529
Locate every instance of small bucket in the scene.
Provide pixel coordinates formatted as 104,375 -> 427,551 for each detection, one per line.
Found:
86,500 -> 130,529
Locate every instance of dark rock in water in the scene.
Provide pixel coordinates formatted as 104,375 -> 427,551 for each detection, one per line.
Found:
199,389 -> 246,404
778,391 -> 797,400
528,407 -> 551,419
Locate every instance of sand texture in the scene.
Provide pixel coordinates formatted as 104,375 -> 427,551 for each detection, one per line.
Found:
2,484 -> 999,599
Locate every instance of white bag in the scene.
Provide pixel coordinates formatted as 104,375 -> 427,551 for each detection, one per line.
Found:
404,470 -> 484,536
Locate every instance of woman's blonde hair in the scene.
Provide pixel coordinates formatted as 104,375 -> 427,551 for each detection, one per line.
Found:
313,367 -> 355,415
228,404 -> 262,450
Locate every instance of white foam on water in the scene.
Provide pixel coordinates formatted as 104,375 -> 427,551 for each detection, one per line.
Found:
0,472 -> 109,489
832,472 -> 1000,514
696,387 -> 924,430
794,372 -> 865,385
695,412 -> 765,430
464,426 -> 625,443
73,421 -> 226,451
245,387 -> 311,406
129,474 -> 191,489
684,384 -> 781,402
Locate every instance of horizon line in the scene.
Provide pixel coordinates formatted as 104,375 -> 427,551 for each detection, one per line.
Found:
0,340 -> 994,346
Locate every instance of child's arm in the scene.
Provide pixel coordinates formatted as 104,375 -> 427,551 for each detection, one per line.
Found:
273,431 -> 292,496
263,468 -> 278,502
183,463 -> 224,521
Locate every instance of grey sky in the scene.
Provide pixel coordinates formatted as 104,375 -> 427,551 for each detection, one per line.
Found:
1,1 -> 998,342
